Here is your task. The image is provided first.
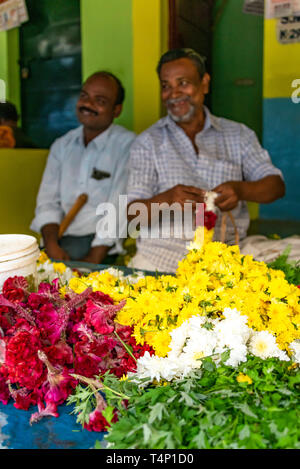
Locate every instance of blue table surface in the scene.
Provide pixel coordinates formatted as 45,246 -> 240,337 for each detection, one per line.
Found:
0,401 -> 106,449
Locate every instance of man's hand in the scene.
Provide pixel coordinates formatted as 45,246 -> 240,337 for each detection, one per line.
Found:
42,223 -> 70,260
45,241 -> 70,261
213,175 -> 285,212
161,184 -> 205,207
213,181 -> 242,212
80,245 -> 110,265
127,184 -> 205,222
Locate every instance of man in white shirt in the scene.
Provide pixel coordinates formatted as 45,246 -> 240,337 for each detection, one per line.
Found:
31,71 -> 135,264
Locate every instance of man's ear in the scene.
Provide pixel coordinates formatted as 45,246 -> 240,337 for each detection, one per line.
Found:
201,73 -> 210,95
113,104 -> 122,119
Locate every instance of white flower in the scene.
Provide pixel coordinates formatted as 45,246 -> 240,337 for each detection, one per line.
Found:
214,308 -> 252,349
249,331 -> 289,361
37,260 -> 73,285
182,329 -> 217,359
225,344 -> 248,368
204,191 -> 218,213
134,352 -> 180,382
289,340 -> 300,364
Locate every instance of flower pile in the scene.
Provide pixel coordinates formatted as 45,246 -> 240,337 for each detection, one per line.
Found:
0,275 -> 153,431
128,307 -> 296,384
115,240 -> 300,359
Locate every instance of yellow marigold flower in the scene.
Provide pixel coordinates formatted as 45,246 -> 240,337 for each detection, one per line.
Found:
59,285 -> 67,297
236,373 -> 253,384
149,330 -> 172,357
120,374 -> 128,381
52,262 -> 67,274
68,277 -> 90,294
38,251 -> 49,264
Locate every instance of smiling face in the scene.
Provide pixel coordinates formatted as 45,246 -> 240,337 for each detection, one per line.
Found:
76,74 -> 122,134
159,57 -> 210,124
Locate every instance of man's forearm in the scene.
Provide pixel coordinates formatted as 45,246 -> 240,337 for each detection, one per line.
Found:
238,176 -> 285,204
41,223 -> 60,246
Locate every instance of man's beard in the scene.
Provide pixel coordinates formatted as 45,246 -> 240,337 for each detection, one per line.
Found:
166,96 -> 196,123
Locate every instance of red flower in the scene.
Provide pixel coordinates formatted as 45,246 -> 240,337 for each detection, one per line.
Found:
84,408 -> 118,432
10,387 -> 39,410
204,210 -> 217,230
4,329 -> 46,389
43,340 -> 73,367
35,302 -> 61,345
83,391 -> 118,433
2,276 -> 29,303
0,374 -> 9,405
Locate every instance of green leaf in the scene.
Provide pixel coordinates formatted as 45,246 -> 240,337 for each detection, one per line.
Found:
143,424 -> 152,444
102,405 -> 115,425
239,425 -> 250,440
149,403 -> 167,424
234,402 -> 258,419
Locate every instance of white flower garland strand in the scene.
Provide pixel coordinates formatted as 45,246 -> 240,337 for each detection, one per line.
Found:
129,308 -> 293,384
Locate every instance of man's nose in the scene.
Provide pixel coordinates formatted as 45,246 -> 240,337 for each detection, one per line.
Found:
168,85 -> 183,99
80,94 -> 95,107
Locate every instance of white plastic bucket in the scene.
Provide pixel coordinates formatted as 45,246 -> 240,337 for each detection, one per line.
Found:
0,234 -> 40,292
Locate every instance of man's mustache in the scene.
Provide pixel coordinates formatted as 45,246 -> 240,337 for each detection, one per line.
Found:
78,106 -> 99,115
166,96 -> 191,106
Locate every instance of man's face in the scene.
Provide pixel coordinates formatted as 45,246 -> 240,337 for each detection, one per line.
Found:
159,58 -> 210,123
76,75 -> 122,132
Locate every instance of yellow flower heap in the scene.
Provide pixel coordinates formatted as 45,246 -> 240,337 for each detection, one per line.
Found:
68,227 -> 300,359
116,235 -> 300,357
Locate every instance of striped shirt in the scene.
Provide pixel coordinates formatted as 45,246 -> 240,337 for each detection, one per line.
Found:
127,107 -> 283,272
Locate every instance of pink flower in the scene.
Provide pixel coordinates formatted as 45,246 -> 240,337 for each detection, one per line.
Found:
28,280 -> 63,310
37,350 -> 78,406
35,302 -> 61,345
84,299 -> 126,334
30,400 -> 59,425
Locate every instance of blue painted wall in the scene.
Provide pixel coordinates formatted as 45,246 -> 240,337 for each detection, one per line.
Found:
261,98 -> 300,220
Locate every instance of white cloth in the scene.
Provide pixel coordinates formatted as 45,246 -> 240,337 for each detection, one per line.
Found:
240,235 -> 300,263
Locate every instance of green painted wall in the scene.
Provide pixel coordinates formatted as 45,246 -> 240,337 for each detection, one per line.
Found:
0,29 -> 20,113
80,0 -> 134,131
211,0 -> 263,141
0,32 -> 8,91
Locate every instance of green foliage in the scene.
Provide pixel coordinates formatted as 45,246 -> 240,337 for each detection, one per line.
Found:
267,247 -> 300,286
103,356 -> 300,449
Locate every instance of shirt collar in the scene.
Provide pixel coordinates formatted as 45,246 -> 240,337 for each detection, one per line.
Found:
74,123 -> 113,149
160,105 -> 222,133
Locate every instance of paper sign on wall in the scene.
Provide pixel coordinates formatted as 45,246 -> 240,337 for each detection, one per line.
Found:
293,0 -> 300,14
265,0 -> 294,18
277,15 -> 300,43
243,0 -> 265,16
0,0 -> 28,32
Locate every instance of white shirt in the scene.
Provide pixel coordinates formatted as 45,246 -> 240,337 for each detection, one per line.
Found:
31,124 -> 135,251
